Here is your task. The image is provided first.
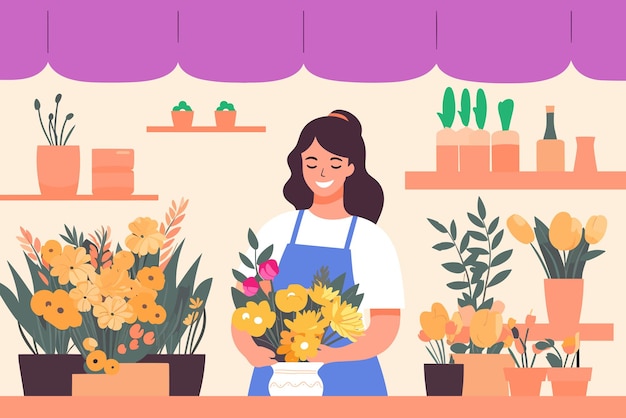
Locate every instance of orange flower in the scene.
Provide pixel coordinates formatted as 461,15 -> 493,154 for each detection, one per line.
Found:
129,323 -> 144,339
469,308 -> 503,349
419,303 -> 449,341
137,266 -> 165,291
562,332 -> 581,355
69,280 -> 101,312
93,296 -> 135,330
86,350 -> 106,372
148,305 -> 167,325
41,240 -> 62,265
128,293 -> 157,323
507,215 -> 535,244
418,330 -> 431,342
125,217 -> 165,256
143,331 -> 155,345
584,215 -> 607,245
275,284 -> 308,313
104,358 -> 120,375
82,337 -> 98,352
42,290 -> 82,330
30,290 -> 54,316
113,250 -> 135,270
549,212 -> 583,251
94,266 -> 133,298
50,246 -> 96,285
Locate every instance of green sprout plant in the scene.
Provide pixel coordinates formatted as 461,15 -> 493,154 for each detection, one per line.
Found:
34,93 -> 76,146
172,100 -> 192,111
472,88 -> 487,130
458,88 -> 471,128
437,87 -> 456,129
216,101 -> 235,111
498,99 -> 514,131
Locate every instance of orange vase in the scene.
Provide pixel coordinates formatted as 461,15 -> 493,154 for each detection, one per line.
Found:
573,136 -> 597,173
547,367 -> 592,396
504,367 -> 547,396
36,145 -> 80,197
544,279 -> 584,331
452,354 -> 515,396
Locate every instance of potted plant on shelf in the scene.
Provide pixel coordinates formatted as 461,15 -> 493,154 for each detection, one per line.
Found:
506,212 -> 607,330
428,196 -> 516,395
463,88 -> 490,172
436,87 -> 458,173
231,229 -> 365,396
215,100 -> 236,128
171,100 -> 194,128
418,302 -> 464,396
536,332 -> 591,396
491,99 -> 519,172
34,93 -> 79,197
503,311 -> 548,396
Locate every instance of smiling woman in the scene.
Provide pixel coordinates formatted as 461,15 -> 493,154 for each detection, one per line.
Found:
231,110 -> 405,396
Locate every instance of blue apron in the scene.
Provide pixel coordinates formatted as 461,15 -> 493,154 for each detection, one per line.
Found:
248,210 -> 387,396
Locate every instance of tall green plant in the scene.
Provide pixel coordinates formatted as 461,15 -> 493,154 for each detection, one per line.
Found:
498,99 -> 514,131
437,87 -> 456,128
473,88 -> 487,130
458,88 -> 471,128
34,93 -> 76,146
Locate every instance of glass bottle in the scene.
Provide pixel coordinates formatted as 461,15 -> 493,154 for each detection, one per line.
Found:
537,105 -> 565,172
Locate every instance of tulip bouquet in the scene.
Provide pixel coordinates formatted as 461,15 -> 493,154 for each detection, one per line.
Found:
418,303 -> 462,363
506,212 -> 607,278
231,229 -> 365,362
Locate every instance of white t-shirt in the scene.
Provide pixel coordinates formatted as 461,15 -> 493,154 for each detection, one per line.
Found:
240,210 -> 405,315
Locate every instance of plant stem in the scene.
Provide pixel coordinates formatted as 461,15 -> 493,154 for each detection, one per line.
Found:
507,347 -> 521,368
425,344 -> 439,364
36,108 -> 52,145
530,243 -> 551,277
481,222 -> 493,305
448,231 -> 473,300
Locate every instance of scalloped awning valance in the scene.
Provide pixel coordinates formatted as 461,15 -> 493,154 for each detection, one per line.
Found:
1,0 -> 623,83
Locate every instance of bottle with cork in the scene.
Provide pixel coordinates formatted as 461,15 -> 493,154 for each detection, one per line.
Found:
536,105 -> 565,171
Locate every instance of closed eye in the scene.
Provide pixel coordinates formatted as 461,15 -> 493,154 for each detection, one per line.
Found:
306,165 -> 317,169
331,165 -> 341,169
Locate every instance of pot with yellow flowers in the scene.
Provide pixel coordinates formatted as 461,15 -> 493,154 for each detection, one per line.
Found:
418,303 -> 464,396
535,332 -> 591,396
507,212 -> 607,330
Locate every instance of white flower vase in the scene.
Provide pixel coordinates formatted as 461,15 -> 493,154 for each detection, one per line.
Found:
268,362 -> 324,396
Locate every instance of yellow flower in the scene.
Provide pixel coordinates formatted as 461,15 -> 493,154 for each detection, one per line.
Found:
86,350 -> 107,372
104,358 -> 120,375
183,311 -> 199,326
148,305 -> 167,325
562,332 -> 581,355
231,300 -> 276,337
41,240 -> 62,265
94,266 -> 133,298
82,337 -> 98,352
126,278 -> 158,300
32,289 -> 82,330
125,217 -> 165,256
113,250 -> 135,270
50,245 -> 96,285
275,284 -> 308,313
93,296 -> 135,330
69,280 -> 101,312
291,334 -> 321,361
189,297 -> 204,310
446,312 -> 464,344
469,308 -> 503,349
584,215 -> 607,245
549,212 -> 582,251
420,302 -> 450,341
128,293 -> 157,323
308,283 -> 339,307
321,299 -> 364,342
137,266 -> 165,291
506,215 -> 535,244
285,310 -> 326,335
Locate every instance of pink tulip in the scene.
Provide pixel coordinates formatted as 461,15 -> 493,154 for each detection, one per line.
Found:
418,330 -> 431,342
243,277 -> 260,296
258,259 -> 279,281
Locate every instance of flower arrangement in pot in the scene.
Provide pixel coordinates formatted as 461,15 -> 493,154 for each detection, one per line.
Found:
33,93 -> 79,197
215,100 -> 236,128
427,196 -> 516,395
506,212 -> 607,329
418,302 -> 463,396
231,229 -> 365,396
171,100 -> 194,128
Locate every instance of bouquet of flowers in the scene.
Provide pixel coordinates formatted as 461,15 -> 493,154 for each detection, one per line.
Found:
0,198 -> 212,373
231,229 -> 365,362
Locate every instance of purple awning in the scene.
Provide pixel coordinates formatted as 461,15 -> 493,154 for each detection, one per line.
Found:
0,2 -> 625,82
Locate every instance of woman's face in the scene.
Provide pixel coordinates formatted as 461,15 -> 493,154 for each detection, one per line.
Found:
301,139 -> 354,197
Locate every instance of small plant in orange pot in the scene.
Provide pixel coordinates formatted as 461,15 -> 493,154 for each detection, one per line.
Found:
215,100 -> 236,128
536,332 -> 591,396
34,93 -> 80,197
491,99 -> 519,172
462,88 -> 490,172
436,87 -> 458,173
171,100 -> 194,128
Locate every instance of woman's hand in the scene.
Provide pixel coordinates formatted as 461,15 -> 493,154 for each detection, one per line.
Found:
313,344 -> 340,364
242,345 -> 278,368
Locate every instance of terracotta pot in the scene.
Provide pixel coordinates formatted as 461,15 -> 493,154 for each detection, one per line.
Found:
536,139 -> 565,171
19,354 -> 85,396
460,129 -> 490,172
504,367 -> 547,396
215,110 -> 237,128
436,128 -> 458,173
72,362 -> 169,396
452,354 -> 515,396
424,363 -> 463,396
36,145 -> 80,197
92,149 -> 134,197
491,130 -> 520,172
171,110 -> 194,127
546,367 -> 592,396
544,279 -> 584,331
92,149 -> 134,171
574,136 -> 597,173
140,354 -> 205,396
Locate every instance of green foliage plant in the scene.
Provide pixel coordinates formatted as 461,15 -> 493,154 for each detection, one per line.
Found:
34,93 -> 76,146
437,87 -> 456,128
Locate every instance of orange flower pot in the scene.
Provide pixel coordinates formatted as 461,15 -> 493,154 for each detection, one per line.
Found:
36,145 -> 80,197
544,278 -> 584,331
91,149 -> 134,197
547,367 -> 592,396
215,110 -> 236,128
452,354 -> 515,396
460,129 -> 490,172
536,139 -> 565,171
491,130 -> 520,172
171,110 -> 194,127
504,367 -> 547,396
72,363 -> 169,396
436,128 -> 458,173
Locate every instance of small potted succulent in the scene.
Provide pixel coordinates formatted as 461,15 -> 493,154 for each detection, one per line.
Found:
171,100 -> 194,128
436,87 -> 458,172
215,100 -> 236,128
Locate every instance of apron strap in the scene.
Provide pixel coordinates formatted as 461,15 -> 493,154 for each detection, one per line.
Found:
344,216 -> 358,249
289,210 -> 305,244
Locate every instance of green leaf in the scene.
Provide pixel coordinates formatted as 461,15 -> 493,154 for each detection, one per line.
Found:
432,242 -> 454,251
450,220 -> 457,241
247,228 -> 259,250
473,89 -> 487,130
498,99 -> 514,131
467,212 -> 484,228
239,252 -> 254,269
231,287 -> 250,308
330,272 -> 346,293
535,341 -> 551,350
458,88 -> 471,127
487,341 -> 504,354
546,352 -> 563,368
467,247 -> 489,255
450,343 -> 468,354
442,262 -> 465,274
232,269 -> 248,282
478,298 -> 494,310
492,230 -> 504,248
256,245 -> 274,265
487,269 -> 511,287
473,280 -> 484,297
447,281 -> 470,290
487,218 -> 499,234
192,278 -> 213,308
582,249 -> 604,261
437,87 -> 456,128
463,252 -> 478,266
427,218 -> 447,233
491,249 -> 513,267
477,197 -> 486,220
459,232 -> 470,253
468,230 -> 487,241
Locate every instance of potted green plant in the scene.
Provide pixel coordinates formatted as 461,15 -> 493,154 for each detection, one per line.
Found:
427,196 -> 515,395
463,88 -> 490,172
171,100 -> 194,128
535,332 -> 591,396
215,100 -> 236,128
34,93 -> 79,197
436,87 -> 458,172
506,212 -> 607,329
491,99 -> 520,172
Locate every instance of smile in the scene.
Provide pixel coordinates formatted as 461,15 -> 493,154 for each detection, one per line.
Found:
315,180 -> 334,189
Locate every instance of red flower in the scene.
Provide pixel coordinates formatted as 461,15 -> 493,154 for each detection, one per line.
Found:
258,259 -> 279,281
243,277 -> 259,296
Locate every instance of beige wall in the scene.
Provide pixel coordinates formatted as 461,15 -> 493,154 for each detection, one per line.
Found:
0,64 -> 623,395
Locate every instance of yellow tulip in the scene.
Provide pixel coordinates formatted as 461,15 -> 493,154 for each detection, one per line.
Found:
506,215 -> 535,244
584,215 -> 607,245
419,303 -> 449,341
469,309 -> 503,349
562,332 -> 581,355
549,212 -> 582,251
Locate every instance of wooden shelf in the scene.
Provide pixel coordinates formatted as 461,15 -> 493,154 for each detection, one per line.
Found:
514,323 -> 614,341
405,171 -> 626,189
146,126 -> 266,133
0,194 -> 158,201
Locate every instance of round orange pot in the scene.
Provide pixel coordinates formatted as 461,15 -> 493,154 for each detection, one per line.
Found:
215,110 -> 236,128
36,145 -> 80,197
546,367 -> 592,396
171,110 -> 194,128
504,367 -> 547,396
544,278 -> 584,330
